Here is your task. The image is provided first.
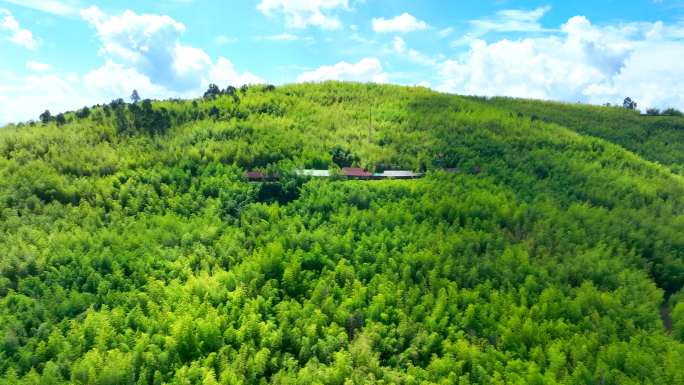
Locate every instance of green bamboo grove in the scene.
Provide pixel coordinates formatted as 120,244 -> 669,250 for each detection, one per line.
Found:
0,82 -> 683,384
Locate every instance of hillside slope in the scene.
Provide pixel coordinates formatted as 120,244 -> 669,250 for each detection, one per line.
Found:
0,82 -> 683,384
480,97 -> 684,173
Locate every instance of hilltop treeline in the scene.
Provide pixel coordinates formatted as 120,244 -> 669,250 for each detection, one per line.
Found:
483,97 -> 684,174
0,82 -> 683,384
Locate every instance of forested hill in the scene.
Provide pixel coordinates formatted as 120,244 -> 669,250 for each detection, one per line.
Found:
0,82 -> 683,384
479,96 -> 684,174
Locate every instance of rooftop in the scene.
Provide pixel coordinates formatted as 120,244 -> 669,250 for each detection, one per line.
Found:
341,167 -> 373,178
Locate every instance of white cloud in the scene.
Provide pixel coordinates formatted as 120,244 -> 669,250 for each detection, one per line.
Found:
83,61 -> 168,100
256,0 -> 348,29
297,57 -> 389,83
0,65 -> 164,125
81,6 -> 194,90
0,7 -> 264,125
450,6 -> 552,48
0,0 -> 78,16
372,13 -> 429,33
392,36 -> 436,66
437,15 -> 684,110
80,6 -> 262,92
209,57 -> 265,86
0,56 -> 266,125
470,6 -> 551,34
0,72 -> 87,124
393,36 -> 406,52
583,41 -> 684,109
1,8 -> 38,49
26,60 -> 52,72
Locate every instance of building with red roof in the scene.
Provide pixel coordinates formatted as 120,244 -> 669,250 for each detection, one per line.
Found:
341,167 -> 373,178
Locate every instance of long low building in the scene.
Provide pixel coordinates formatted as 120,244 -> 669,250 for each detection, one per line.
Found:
296,169 -> 331,177
297,168 -> 422,179
245,168 -> 424,180
375,170 -> 422,179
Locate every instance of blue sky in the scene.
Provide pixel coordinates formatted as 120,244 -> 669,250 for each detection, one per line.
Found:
1,0 -> 684,124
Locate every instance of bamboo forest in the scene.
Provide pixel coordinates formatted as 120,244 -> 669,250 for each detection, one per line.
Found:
0,82 -> 683,384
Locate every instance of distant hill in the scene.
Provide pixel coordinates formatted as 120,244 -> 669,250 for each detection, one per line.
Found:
481,96 -> 684,173
0,82 -> 682,384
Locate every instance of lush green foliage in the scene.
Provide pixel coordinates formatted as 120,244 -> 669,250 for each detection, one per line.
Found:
0,82 -> 683,384
482,97 -> 684,174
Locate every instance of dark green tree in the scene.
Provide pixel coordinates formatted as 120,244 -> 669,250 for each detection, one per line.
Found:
208,106 -> 220,121
623,97 -> 637,110
662,108 -> 683,116
75,107 -> 91,119
39,110 -> 51,124
224,86 -> 237,96
55,113 -> 66,126
203,84 -> 220,99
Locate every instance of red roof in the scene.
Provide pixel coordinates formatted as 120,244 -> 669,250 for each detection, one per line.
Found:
341,167 -> 373,177
246,171 -> 265,180
246,171 -> 281,181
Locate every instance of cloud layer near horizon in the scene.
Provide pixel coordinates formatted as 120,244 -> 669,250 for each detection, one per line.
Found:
2,3 -> 684,125
436,16 -> 684,110
1,6 -> 263,124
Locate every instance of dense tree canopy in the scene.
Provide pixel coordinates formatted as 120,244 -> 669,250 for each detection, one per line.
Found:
483,96 -> 684,174
0,82 -> 683,384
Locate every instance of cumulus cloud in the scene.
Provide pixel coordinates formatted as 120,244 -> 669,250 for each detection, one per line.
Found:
297,57 -> 389,83
209,57 -> 265,87
256,0 -> 348,29
0,72 -> 87,124
80,6 -> 262,92
83,61 -> 169,101
437,15 -> 684,110
1,8 -> 38,49
81,6 -> 201,91
583,41 -> 684,109
1,55 -> 265,125
0,7 -> 263,124
372,13 -> 429,33
0,65 -> 167,125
